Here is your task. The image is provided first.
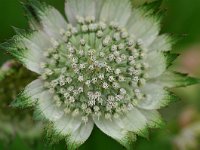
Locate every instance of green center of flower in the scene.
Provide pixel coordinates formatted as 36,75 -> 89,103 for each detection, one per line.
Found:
40,16 -> 149,122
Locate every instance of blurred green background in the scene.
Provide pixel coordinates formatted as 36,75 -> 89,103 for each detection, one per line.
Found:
1,0 -> 200,149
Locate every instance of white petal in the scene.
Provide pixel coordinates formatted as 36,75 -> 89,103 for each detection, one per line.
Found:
93,116 -> 124,141
23,60 -> 43,74
100,0 -> 131,26
137,109 -> 164,128
95,0 -> 105,20
37,91 -> 64,121
67,118 -> 94,149
13,79 -> 45,107
136,83 -> 173,109
38,5 -> 68,40
114,107 -> 148,137
126,10 -> 160,47
94,114 -> 138,149
24,79 -> 44,99
16,31 -> 50,74
54,114 -> 82,136
65,0 -> 96,25
145,51 -> 167,78
23,31 -> 51,53
148,34 -> 172,52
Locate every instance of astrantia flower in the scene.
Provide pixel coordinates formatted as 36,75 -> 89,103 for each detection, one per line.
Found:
1,0 -> 199,149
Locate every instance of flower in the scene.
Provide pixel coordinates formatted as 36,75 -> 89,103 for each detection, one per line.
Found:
1,0 -> 199,149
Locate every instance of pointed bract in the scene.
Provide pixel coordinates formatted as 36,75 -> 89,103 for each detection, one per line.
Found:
146,51 -> 167,78
126,10 -> 160,47
12,79 -> 44,108
156,71 -> 200,88
149,34 -> 174,52
137,83 -> 178,109
93,115 -> 137,149
66,119 -> 94,150
65,0 -> 96,25
100,0 -> 131,26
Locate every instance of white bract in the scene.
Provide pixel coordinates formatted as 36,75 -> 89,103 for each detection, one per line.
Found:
2,0 -> 198,149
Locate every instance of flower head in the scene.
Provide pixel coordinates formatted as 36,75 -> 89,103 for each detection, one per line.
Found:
1,0 -> 199,149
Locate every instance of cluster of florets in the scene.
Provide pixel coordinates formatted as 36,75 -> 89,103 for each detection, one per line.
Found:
40,16 -> 149,122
